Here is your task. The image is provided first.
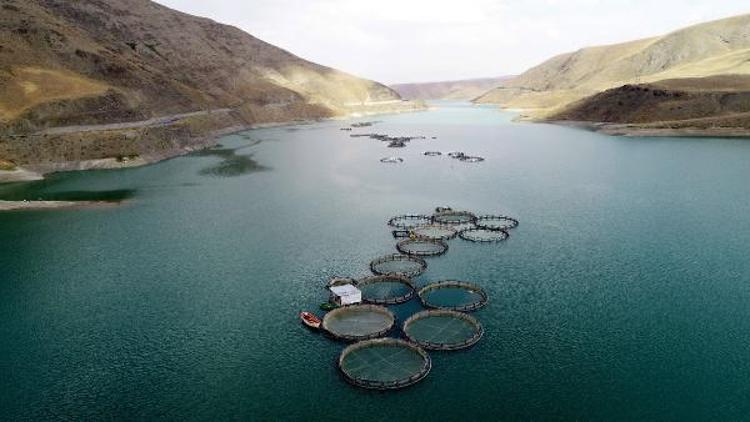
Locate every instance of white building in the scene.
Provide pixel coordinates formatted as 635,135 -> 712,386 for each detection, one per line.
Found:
329,284 -> 362,306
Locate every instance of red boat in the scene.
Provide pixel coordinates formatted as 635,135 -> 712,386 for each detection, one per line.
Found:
300,311 -> 322,330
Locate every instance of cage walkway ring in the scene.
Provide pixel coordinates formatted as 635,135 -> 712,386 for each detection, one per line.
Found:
396,238 -> 449,257
459,228 -> 509,243
402,310 -> 484,351
476,215 -> 519,231
338,338 -> 431,390
370,254 -> 427,278
322,304 -> 395,342
418,281 -> 488,312
412,224 -> 458,240
432,210 -> 477,225
356,275 -> 416,305
388,215 -> 433,229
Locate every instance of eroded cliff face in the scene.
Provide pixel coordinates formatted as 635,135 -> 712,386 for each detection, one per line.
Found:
0,0 -> 422,170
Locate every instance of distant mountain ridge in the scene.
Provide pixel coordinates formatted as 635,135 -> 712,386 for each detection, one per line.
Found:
475,13 -> 750,124
391,77 -> 513,100
0,0 -> 421,175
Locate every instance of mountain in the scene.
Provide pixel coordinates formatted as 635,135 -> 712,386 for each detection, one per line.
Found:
549,75 -> 750,136
391,77 -> 513,100
0,0 -> 421,177
475,14 -> 750,125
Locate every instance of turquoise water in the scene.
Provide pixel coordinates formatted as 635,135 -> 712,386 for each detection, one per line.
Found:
3,102 -> 750,419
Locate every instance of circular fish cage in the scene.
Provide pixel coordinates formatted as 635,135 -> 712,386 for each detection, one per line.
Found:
418,281 -> 488,312
402,310 -> 484,351
338,338 -> 431,390
424,151 -> 442,156
396,238 -> 449,257
380,157 -> 404,164
370,254 -> 427,278
356,275 -> 416,305
432,210 -> 477,226
322,304 -> 395,342
412,224 -> 458,240
459,156 -> 485,163
459,228 -> 509,243
388,214 -> 433,229
476,215 -> 519,231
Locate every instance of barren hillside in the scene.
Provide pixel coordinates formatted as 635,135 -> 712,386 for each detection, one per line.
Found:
475,14 -> 750,117
0,0 -> 420,172
391,77 -> 513,100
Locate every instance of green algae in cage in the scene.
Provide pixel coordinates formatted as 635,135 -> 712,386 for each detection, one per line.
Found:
322,304 -> 395,342
402,310 -> 484,351
418,281 -> 488,312
338,338 -> 431,390
370,254 -> 427,278
396,238 -> 448,257
356,275 -> 416,305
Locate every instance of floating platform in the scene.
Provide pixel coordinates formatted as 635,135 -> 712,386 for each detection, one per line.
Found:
459,156 -> 485,163
370,254 -> 427,278
396,238 -> 449,257
322,304 -> 395,342
338,338 -> 431,390
402,310 -> 484,351
356,275 -> 416,305
418,281 -> 488,312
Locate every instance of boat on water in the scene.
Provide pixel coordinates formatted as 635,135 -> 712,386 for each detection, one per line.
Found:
300,311 -> 322,329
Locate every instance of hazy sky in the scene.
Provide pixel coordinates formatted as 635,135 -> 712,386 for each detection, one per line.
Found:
156,0 -> 749,84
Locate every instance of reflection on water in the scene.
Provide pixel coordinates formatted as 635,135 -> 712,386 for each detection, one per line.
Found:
197,141 -> 268,177
0,179 -> 136,202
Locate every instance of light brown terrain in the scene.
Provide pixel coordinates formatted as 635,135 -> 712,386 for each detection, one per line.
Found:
391,77 -> 513,100
0,0 -> 422,178
475,13 -> 750,132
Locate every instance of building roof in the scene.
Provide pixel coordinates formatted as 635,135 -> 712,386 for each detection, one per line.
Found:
329,284 -> 361,296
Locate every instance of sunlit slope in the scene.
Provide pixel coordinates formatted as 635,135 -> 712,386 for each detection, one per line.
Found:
0,0 -> 408,133
475,14 -> 750,116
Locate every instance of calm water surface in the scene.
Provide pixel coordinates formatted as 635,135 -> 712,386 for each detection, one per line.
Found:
2,103 -> 750,420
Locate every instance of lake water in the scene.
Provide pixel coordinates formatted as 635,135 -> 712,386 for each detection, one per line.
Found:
2,102 -> 750,420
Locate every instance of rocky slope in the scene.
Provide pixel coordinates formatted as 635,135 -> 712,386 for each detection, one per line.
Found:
0,0 -> 421,177
391,77 -> 513,100
550,75 -> 750,136
475,14 -> 750,121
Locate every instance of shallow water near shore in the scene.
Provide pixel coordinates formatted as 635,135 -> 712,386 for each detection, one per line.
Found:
3,102 -> 750,419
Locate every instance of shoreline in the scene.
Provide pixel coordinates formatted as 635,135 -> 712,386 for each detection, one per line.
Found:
0,200 -> 123,211
546,120 -> 750,138
0,103 -> 427,185
479,102 -> 750,138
